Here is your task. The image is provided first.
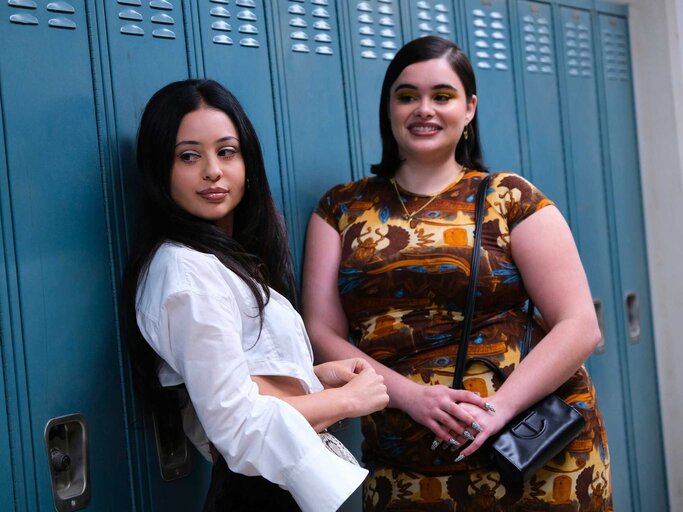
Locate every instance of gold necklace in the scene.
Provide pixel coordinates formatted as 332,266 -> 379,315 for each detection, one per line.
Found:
391,167 -> 465,221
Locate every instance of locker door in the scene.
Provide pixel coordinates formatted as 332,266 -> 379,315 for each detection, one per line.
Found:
197,0 -> 285,209
556,3 -> 632,509
463,0 -> 522,172
99,1 -> 210,510
339,0 -> 404,178
513,0 -> 568,213
267,0 -> 354,265
0,1 -> 132,510
596,6 -> 668,510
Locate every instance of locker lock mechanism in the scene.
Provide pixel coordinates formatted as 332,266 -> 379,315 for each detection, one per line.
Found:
50,448 -> 72,472
44,414 -> 91,511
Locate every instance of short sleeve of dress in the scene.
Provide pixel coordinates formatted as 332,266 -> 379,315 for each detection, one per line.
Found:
314,183 -> 346,232
487,172 -> 554,230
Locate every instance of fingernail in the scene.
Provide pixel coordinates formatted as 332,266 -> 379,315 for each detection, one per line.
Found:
485,402 -> 496,413
430,439 -> 441,451
454,454 -> 466,463
471,421 -> 483,433
448,438 -> 461,448
463,430 -> 475,441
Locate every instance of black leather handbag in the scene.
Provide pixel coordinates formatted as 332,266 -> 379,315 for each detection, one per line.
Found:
452,174 -> 585,483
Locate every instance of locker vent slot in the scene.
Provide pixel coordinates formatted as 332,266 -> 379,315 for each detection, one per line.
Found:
48,17 -> 76,29
150,0 -> 173,10
47,2 -> 75,14
9,0 -> 38,8
9,13 -> 39,25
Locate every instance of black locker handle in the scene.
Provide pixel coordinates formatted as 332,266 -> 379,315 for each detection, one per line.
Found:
625,291 -> 641,344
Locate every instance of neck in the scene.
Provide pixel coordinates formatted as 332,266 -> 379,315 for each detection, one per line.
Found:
394,159 -> 464,195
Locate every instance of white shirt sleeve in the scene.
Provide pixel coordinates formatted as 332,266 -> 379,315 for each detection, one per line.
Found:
139,281 -> 366,512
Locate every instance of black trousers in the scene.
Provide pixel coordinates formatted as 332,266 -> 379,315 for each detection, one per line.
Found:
202,457 -> 301,512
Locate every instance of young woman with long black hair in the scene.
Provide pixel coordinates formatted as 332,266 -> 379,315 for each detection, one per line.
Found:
122,79 -> 389,512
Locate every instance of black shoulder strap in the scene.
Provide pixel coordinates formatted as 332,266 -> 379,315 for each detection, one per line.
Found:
451,174 -> 537,389
452,174 -> 490,389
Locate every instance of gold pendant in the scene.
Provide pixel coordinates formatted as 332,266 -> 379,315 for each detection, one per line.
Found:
402,213 -> 411,220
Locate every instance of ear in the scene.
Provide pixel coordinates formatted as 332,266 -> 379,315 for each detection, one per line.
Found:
466,94 -> 478,122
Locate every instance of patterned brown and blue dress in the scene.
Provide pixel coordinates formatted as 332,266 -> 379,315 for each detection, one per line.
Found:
316,170 -> 612,511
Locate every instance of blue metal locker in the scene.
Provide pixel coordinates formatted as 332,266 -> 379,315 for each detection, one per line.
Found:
462,0 -> 523,172
513,0 -> 569,214
555,1 -> 633,508
596,4 -> 668,510
266,0 -> 355,266
0,1 -> 132,509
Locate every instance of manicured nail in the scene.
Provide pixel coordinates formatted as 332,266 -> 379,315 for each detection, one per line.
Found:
447,438 -> 461,448
463,430 -> 475,441
485,402 -> 496,413
430,439 -> 441,451
471,421 -> 483,433
454,454 -> 466,463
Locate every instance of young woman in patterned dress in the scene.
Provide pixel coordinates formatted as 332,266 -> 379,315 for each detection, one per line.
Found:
302,36 -> 612,511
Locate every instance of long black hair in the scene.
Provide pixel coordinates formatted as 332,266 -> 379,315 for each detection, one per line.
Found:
371,36 -> 487,177
122,79 -> 296,405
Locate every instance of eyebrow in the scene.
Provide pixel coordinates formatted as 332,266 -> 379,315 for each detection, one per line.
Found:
175,135 -> 239,148
393,83 -> 458,92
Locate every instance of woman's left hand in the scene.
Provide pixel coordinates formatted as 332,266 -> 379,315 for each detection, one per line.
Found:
314,358 -> 371,388
448,399 -> 514,457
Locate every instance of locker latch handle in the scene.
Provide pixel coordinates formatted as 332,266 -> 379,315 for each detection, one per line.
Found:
625,291 -> 641,343
44,414 -> 90,512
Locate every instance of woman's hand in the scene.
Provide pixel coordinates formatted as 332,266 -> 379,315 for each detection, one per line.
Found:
314,358 -> 371,388
398,381 -> 489,442
338,367 -> 390,417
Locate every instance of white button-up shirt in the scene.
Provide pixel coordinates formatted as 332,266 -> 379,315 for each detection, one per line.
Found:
136,242 -> 366,512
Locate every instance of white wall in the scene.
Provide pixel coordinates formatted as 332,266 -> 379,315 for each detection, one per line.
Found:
613,0 -> 683,509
